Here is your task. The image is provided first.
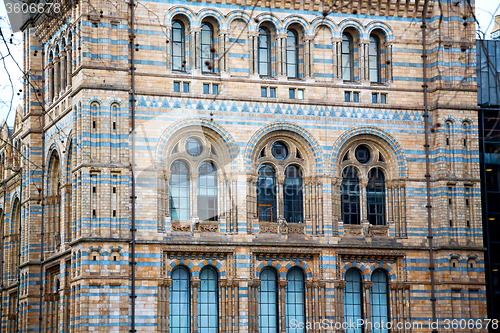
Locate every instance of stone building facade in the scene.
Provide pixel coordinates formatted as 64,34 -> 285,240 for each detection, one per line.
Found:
0,0 -> 487,331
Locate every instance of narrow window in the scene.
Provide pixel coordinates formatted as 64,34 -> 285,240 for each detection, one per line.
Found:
171,20 -> 185,71
198,266 -> 218,333
269,87 -> 276,98
344,269 -> 363,333
212,84 -> 219,95
289,89 -> 295,99
380,94 -> 387,104
367,168 -> 386,225
201,23 -> 214,73
345,92 -> 351,102
284,165 -> 303,223
286,30 -> 299,78
198,162 -> 218,222
286,268 -> 305,333
353,92 -> 359,102
170,266 -> 190,332
372,93 -> 378,103
297,89 -> 304,100
174,81 -> 181,92
169,160 -> 190,220
370,270 -> 389,333
259,268 -> 278,333
369,35 -> 381,83
341,167 -> 360,224
257,164 -> 277,223
261,87 -> 267,97
342,33 -> 354,81
258,27 -> 271,77
183,82 -> 190,93
204,83 -> 210,94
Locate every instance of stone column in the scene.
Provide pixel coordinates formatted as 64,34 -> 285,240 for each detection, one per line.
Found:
224,33 -> 230,72
195,29 -> 201,70
390,283 -> 398,330
220,280 -> 227,333
53,57 -> 60,99
279,280 -> 287,333
359,38 -> 369,82
166,26 -> 172,71
191,173 -> 198,221
400,185 -> 407,237
48,63 -> 54,103
189,29 -> 196,70
305,281 -> 313,327
277,175 -> 285,222
385,41 -> 393,83
276,33 -> 287,78
304,36 -> 311,78
60,52 -> 66,92
363,282 -> 373,333
218,31 -> 225,73
361,179 -> 368,223
233,280 -> 239,333
332,37 -> 341,80
192,279 -> 200,333
332,178 -> 341,234
66,45 -> 72,88
335,281 -> 346,327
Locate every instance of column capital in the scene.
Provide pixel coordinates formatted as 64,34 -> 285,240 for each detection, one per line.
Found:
335,281 -> 346,289
191,279 -> 200,288
278,280 -> 288,288
363,281 -> 372,290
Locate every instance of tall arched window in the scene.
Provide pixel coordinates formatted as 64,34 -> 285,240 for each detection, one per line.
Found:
258,27 -> 271,77
286,30 -> 299,78
199,266 -> 218,333
342,33 -> 354,81
259,267 -> 278,333
11,199 -> 20,282
367,168 -> 386,225
369,35 -> 381,83
284,165 -> 303,223
49,51 -> 55,100
170,160 -> 190,220
201,23 -> 214,73
172,20 -> 186,71
286,268 -> 305,333
341,167 -> 360,224
371,270 -> 389,333
198,161 -> 218,221
344,269 -> 363,333
170,266 -> 190,333
257,164 -> 276,222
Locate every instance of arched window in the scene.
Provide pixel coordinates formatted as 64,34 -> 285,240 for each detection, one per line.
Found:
169,160 -> 190,220
371,270 -> 389,333
284,165 -> 303,223
286,268 -> 305,333
11,199 -> 21,282
201,23 -> 214,73
257,164 -> 276,222
49,51 -> 55,100
286,30 -> 299,78
198,161 -> 218,221
199,266 -> 218,333
258,27 -> 271,77
341,167 -> 360,224
367,168 -> 386,225
344,269 -> 363,333
369,35 -> 381,83
172,20 -> 186,71
170,266 -> 190,333
259,267 -> 278,333
342,33 -> 354,81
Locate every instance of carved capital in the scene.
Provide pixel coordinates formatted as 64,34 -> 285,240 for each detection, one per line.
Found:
191,279 -> 200,288
363,282 -> 372,290
335,281 -> 346,289
278,280 -> 288,288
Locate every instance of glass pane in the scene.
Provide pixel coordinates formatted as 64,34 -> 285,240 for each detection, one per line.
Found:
259,268 -> 278,333
270,88 -> 276,98
257,164 -> 276,222
367,168 -> 386,225
170,161 -> 190,221
198,162 -> 218,222
174,82 -> 180,92
341,167 -> 360,224
371,270 -> 389,333
204,84 -> 210,94
170,267 -> 190,332
262,87 -> 267,97
286,268 -> 305,333
344,269 -> 363,333
284,165 -> 303,223
198,267 -> 218,333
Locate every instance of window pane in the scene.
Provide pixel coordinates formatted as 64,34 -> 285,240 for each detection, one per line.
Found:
198,162 -> 218,222
353,92 -> 359,102
261,87 -> 267,97
369,35 -> 380,83
270,88 -> 276,98
172,21 -> 185,71
204,84 -> 210,94
367,168 -> 386,225
342,33 -> 353,81
213,84 -> 218,95
289,89 -> 295,99
297,90 -> 304,100
284,165 -> 303,223
170,267 -> 190,333
372,93 -> 378,103
257,164 -> 276,222
199,267 -> 218,333
259,268 -> 278,333
371,270 -> 389,333
174,82 -> 180,92
341,167 -> 360,224
183,82 -> 189,93
259,28 -> 271,76
170,161 -> 190,220
381,94 -> 386,104
286,268 -> 305,333
344,269 -> 363,333
201,23 -> 215,73
345,92 -> 351,102
286,30 -> 298,78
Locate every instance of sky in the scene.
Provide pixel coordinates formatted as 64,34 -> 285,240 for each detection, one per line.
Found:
0,0 -> 499,127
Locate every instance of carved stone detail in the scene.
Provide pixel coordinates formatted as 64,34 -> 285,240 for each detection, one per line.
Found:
288,223 -> 305,234
343,225 -> 363,236
260,223 -> 279,233
200,224 -> 218,232
171,223 -> 191,232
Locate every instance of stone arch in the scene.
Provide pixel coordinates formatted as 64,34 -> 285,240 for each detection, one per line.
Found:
342,263 -> 370,279
46,144 -> 62,181
166,261 -> 195,277
197,8 -> 226,28
156,118 -> 238,169
311,16 -> 337,37
197,261 -> 225,277
338,19 -> 365,37
107,97 -> 124,106
330,126 -> 408,178
369,263 -> 397,280
282,15 -> 311,34
63,132 -> 73,183
442,115 -> 456,124
245,122 -> 323,175
255,13 -> 281,29
284,261 -> 312,279
365,21 -> 394,41
256,262 -> 282,278
165,6 -> 197,27
225,10 -> 253,26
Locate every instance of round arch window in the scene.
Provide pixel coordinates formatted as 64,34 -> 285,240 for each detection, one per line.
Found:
355,145 -> 371,164
271,141 -> 288,161
185,137 -> 203,157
